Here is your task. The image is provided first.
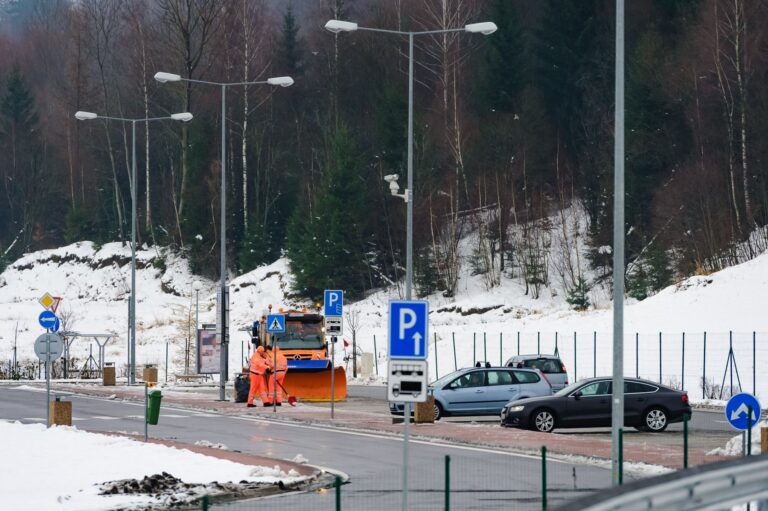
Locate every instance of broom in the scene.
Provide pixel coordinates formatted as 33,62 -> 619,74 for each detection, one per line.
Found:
276,379 -> 297,406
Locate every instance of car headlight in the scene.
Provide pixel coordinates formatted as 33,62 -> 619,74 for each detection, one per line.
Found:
508,405 -> 524,413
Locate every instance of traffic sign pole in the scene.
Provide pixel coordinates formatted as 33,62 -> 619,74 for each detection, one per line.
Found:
46,335 -> 50,428
331,336 -> 336,419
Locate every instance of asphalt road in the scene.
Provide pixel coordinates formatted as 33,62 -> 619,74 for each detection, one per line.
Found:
1,386 -> 610,510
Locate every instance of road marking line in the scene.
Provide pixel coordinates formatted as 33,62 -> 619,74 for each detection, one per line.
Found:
91,416 -> 120,420
161,414 -> 190,418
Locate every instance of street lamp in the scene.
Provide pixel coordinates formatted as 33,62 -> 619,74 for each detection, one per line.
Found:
154,71 -> 294,401
74,110 -> 193,384
325,19 -> 496,303
325,19 -> 495,511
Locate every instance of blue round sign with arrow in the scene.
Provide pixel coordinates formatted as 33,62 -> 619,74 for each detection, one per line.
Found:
725,393 -> 761,430
38,310 -> 60,332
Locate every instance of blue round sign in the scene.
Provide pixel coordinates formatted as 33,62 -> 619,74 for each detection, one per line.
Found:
38,310 -> 60,332
725,393 -> 761,431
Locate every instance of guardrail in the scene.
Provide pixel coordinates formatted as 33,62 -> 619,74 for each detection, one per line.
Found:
559,454 -> 768,511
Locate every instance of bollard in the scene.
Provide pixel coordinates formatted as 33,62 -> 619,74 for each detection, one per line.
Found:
761,427 -> 768,454
414,395 -> 435,424
49,397 -> 72,426
444,455 -> 451,511
541,446 -> 547,510
143,364 -> 158,384
103,363 -> 116,386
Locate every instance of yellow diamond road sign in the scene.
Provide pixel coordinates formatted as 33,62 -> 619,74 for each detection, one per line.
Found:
39,292 -> 55,310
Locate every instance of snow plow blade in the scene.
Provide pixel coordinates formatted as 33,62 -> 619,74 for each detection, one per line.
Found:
282,366 -> 347,402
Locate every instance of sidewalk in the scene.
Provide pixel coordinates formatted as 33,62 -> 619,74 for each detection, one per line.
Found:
48,381 -> 730,470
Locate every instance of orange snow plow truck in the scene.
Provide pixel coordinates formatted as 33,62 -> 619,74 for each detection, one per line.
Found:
251,307 -> 346,401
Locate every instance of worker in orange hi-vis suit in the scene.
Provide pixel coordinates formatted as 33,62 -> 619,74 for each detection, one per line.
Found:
263,345 -> 275,407
247,346 -> 267,408
274,346 -> 289,406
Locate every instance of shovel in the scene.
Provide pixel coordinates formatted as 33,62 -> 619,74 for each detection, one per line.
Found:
276,379 -> 297,406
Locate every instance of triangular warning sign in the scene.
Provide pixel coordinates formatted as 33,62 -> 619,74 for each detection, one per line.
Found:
270,318 -> 282,331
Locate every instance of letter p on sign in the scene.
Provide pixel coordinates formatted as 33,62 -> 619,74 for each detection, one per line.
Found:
399,308 -> 417,340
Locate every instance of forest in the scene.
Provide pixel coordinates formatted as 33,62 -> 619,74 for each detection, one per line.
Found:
1,0 -> 767,303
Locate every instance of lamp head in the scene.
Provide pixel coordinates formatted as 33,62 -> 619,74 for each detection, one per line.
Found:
465,22 -> 498,35
170,112 -> 193,122
192,280 -> 202,291
74,111 -> 98,120
154,72 -> 181,83
325,20 -> 358,33
267,76 -> 294,87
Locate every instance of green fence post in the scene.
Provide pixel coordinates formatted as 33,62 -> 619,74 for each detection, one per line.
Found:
373,335 -> 378,376
201,495 -> 210,511
541,446 -> 547,510
444,455 -> 451,511
335,475 -> 342,511
684,413 -> 689,468
500,333 -> 503,366
748,406 -> 753,456
483,332 -> 487,364
618,429 -> 624,485
452,333 -> 457,371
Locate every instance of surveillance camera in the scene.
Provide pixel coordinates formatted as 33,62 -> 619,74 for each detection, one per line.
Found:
389,181 -> 400,194
383,174 -> 399,183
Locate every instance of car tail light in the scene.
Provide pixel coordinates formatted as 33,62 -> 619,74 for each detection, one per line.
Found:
561,362 -> 567,373
681,393 -> 689,403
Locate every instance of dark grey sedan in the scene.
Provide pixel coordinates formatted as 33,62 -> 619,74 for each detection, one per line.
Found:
500,377 -> 691,433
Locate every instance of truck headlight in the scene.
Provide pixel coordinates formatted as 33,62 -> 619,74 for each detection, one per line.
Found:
508,405 -> 524,413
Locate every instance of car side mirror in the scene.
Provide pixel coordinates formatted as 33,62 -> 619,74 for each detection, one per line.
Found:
573,391 -> 582,400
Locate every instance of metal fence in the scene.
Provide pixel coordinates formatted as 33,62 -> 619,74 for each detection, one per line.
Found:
372,331 -> 768,400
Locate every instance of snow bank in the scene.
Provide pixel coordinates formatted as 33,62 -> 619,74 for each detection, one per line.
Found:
707,420 -> 767,457
0,420 -> 301,510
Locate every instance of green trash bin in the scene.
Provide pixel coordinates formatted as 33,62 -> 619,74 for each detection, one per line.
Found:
147,390 -> 162,425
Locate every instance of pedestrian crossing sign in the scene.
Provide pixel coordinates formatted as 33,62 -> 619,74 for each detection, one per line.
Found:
267,314 -> 286,333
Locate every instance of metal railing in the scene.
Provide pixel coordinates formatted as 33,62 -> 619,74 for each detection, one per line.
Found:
558,454 -> 768,511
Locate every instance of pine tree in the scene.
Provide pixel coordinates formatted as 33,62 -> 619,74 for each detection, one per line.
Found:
287,125 -> 373,300
566,276 -> 591,311
415,246 -> 439,298
476,0 -> 525,113
277,2 -> 303,76
646,245 -> 673,293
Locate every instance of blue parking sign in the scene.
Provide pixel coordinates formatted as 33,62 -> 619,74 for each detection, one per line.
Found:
388,300 -> 429,359
266,314 -> 286,333
324,290 -> 343,317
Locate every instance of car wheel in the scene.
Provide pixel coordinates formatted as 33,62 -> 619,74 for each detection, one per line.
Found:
644,407 -> 668,432
433,402 -> 444,421
532,409 -> 556,433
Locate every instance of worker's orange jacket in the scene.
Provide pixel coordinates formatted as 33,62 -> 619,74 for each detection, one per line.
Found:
275,350 -> 288,373
249,352 -> 267,374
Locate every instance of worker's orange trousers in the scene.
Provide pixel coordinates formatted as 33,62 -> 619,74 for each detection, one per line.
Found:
247,373 -> 266,405
266,372 -> 286,404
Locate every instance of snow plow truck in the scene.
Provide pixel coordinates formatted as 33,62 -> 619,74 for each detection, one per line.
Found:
251,306 -> 347,401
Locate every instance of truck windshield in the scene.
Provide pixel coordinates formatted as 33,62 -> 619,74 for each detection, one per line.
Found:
271,320 -> 324,350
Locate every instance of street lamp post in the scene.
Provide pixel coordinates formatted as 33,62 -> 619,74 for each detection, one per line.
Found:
325,19 -> 496,511
154,72 -> 293,401
192,279 -> 202,375
325,20 -> 496,302
74,110 -> 194,384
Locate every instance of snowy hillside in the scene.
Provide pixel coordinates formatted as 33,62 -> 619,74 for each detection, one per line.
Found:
1,234 -> 767,397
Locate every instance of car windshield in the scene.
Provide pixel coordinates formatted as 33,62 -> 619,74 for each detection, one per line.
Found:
554,381 -> 586,397
270,320 -> 324,350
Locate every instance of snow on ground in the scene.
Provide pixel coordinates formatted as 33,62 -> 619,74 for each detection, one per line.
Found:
2,207 -> 768,399
0,420 -> 302,511
707,420 -> 767,457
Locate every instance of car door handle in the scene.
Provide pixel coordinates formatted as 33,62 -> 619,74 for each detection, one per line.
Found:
507,387 -> 517,391
475,389 -> 484,393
